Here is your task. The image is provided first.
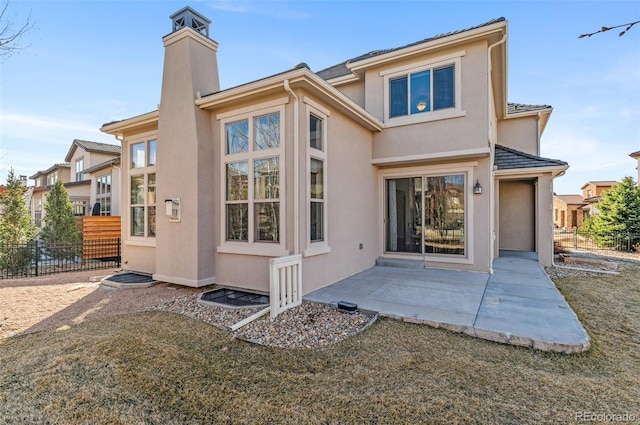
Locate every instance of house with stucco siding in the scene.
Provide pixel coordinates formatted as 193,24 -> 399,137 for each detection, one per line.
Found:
29,139 -> 121,226
101,7 -> 568,292
553,194 -> 584,229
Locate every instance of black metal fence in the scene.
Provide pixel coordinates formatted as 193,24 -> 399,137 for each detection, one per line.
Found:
554,229 -> 640,254
0,238 -> 121,280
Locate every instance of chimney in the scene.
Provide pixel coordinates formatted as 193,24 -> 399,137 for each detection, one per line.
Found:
154,7 -> 218,286
170,6 -> 211,37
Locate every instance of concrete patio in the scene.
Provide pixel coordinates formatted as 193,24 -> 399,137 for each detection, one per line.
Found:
304,251 -> 590,353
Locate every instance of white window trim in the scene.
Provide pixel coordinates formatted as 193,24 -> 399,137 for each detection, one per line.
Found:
378,162 -> 476,265
126,132 -> 157,243
381,51 -> 465,127
217,103 -> 287,257
96,173 -> 112,216
75,157 -> 84,182
304,102 -> 331,258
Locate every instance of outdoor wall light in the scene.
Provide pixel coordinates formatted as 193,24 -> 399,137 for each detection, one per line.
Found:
473,179 -> 482,195
165,198 -> 181,222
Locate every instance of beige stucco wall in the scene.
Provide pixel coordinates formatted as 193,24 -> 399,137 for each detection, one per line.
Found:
536,174 -> 554,267
122,245 -> 156,275
497,116 -> 539,155
68,150 -> 118,183
334,80 -> 365,108
301,96 -> 379,293
365,41 -> 489,161
498,179 -> 535,251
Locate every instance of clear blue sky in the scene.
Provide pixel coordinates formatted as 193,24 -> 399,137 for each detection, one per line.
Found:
1,0 -> 638,194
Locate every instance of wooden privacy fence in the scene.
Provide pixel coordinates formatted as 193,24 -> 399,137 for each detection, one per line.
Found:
78,216 -> 121,260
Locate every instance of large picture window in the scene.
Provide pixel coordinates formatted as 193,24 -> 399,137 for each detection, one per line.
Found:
385,173 -> 465,256
223,111 -> 281,244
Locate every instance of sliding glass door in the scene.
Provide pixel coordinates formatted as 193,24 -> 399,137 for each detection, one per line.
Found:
386,174 -> 465,256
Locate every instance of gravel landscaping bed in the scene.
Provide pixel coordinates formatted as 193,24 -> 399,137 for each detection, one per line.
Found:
148,295 -> 378,349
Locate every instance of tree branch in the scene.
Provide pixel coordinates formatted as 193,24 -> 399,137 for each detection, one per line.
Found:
0,0 -> 34,56
579,19 -> 640,38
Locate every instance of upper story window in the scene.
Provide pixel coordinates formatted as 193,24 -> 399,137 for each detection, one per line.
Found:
389,65 -> 454,118
131,139 -> 157,169
75,158 -> 84,182
382,51 -> 464,127
47,172 -> 59,186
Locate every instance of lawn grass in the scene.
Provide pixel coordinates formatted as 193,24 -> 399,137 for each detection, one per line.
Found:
1,266 -> 639,424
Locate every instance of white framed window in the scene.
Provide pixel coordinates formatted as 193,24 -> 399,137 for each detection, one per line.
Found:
96,174 -> 112,216
71,197 -> 90,216
382,52 -> 465,127
75,158 -> 84,182
34,198 -> 42,227
218,101 -> 286,256
47,171 -> 59,186
128,138 -> 156,239
304,99 -> 330,257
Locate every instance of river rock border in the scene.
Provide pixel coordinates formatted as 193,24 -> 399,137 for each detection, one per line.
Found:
148,294 -> 378,350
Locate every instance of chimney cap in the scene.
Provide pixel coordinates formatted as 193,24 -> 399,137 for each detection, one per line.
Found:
170,6 -> 211,37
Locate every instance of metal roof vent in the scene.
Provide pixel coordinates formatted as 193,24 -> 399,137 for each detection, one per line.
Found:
170,6 -> 211,37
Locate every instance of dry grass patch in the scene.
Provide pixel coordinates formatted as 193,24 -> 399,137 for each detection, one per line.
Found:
1,266 -> 639,424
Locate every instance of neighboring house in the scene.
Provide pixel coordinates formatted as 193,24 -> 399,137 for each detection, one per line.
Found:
630,151 -> 640,185
101,8 -> 568,292
29,139 -> 121,226
553,194 -> 584,229
64,139 -> 122,217
580,181 -> 618,217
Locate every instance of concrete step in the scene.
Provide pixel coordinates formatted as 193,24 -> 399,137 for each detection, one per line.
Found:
375,257 -> 424,269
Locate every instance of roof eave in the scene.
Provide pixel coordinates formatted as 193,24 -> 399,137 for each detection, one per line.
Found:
347,20 -> 507,73
101,110 -> 159,137
494,164 -> 569,178
196,68 -> 384,132
64,141 -> 79,163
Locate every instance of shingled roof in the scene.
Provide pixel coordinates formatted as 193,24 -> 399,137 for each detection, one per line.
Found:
555,194 -> 585,205
507,103 -> 552,115
317,17 -> 506,81
65,139 -> 121,162
494,145 -> 568,171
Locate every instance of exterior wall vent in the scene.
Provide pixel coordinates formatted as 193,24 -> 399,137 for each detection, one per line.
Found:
170,6 -> 211,37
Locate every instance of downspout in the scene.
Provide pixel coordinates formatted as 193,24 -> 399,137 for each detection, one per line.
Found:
487,30 -> 506,272
283,80 -> 300,255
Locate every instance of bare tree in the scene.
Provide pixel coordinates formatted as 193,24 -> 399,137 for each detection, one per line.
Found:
0,0 -> 34,58
579,19 -> 640,38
